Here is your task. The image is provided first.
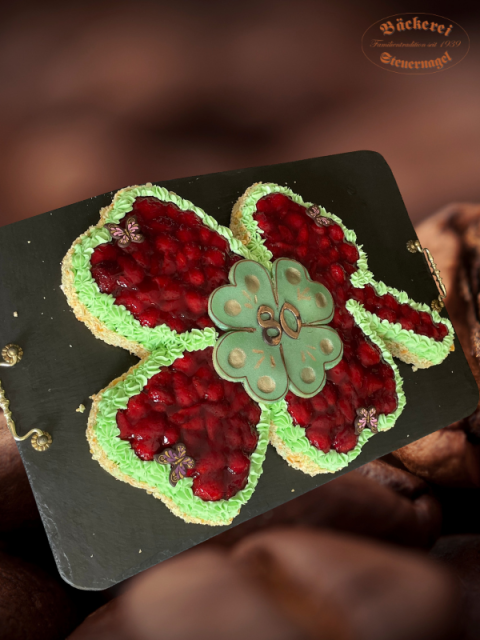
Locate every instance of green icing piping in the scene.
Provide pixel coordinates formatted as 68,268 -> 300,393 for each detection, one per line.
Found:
70,184 -> 273,354
93,346 -> 269,525
358,286 -> 454,366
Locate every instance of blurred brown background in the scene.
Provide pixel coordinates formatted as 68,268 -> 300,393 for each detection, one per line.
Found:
0,0 -> 478,228
2,4 -> 480,638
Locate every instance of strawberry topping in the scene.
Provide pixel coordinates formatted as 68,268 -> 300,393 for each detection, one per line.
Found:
116,347 -> 261,501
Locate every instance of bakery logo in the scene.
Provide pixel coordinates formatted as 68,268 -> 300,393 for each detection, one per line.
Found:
362,13 -> 469,74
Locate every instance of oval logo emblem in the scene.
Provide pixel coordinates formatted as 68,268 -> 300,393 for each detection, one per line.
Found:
362,13 -> 470,74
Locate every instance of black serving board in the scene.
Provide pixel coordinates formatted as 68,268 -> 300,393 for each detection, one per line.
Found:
0,151 -> 477,590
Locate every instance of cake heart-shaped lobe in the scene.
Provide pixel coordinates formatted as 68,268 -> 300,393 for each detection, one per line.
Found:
91,197 -> 242,334
118,347 -> 261,501
89,345 -> 269,525
62,185 -> 257,358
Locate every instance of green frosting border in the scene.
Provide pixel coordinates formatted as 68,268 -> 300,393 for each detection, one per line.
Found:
69,184 -> 273,354
92,345 -> 270,525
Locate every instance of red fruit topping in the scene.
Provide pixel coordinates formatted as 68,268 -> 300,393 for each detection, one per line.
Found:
185,290 -> 207,316
163,425 -> 179,446
311,393 -> 328,413
173,351 -> 198,376
382,294 -> 399,312
90,197 -> 241,333
195,451 -> 225,474
377,309 -> 398,324
115,291 -> 146,315
116,411 -> 134,439
126,394 -> 150,421
91,266 -> 118,294
138,307 -> 163,328
357,341 -> 381,367
286,396 -> 311,427
154,234 -> 178,254
117,255 -> 145,285
307,418 -> 334,452
90,243 -> 119,265
437,323 -> 448,339
364,372 -> 383,395
204,266 -> 228,289
193,474 -> 224,501
338,398 -> 356,423
187,268 -> 205,287
205,381 -> 224,402
322,383 -> 337,406
328,224 -> 344,243
339,242 -> 359,264
327,358 -> 349,384
147,386 -> 175,406
348,361 -> 365,391
227,451 -> 250,475
116,348 -> 260,502
330,263 -> 345,284
400,318 -> 415,332
378,363 -> 395,380
203,247 -> 226,267
333,425 -> 358,453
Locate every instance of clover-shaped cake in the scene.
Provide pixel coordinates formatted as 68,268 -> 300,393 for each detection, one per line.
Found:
62,182 -> 454,525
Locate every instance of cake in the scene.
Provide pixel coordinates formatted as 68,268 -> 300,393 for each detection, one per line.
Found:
61,182 -> 455,525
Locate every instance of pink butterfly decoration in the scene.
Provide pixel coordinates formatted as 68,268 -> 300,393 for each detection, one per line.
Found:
154,443 -> 195,486
105,215 -> 144,248
306,204 -> 332,227
354,406 -> 378,435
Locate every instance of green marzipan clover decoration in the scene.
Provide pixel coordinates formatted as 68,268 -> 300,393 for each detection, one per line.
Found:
208,258 -> 343,403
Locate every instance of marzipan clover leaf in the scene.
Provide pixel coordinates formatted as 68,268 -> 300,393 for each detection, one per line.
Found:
208,258 -> 343,403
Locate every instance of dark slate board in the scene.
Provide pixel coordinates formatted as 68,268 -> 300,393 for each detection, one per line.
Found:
0,151 -> 477,590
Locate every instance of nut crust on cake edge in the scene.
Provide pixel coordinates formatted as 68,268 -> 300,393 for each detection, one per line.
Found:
268,421 -> 331,476
230,183 -> 263,246
61,186 -> 150,360
87,364 -> 237,527
384,339 -> 436,370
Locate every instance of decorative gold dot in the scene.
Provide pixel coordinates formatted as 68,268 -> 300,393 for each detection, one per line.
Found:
320,338 -> 334,355
316,292 -> 327,308
301,367 -> 316,383
286,267 -> 302,285
245,275 -> 260,293
224,299 -> 242,316
228,348 -> 246,369
257,376 -> 276,393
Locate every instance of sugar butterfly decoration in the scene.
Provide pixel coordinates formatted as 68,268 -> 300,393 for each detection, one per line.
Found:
105,215 -> 144,248
154,443 -> 196,487
306,204 -> 332,227
354,407 -> 378,435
